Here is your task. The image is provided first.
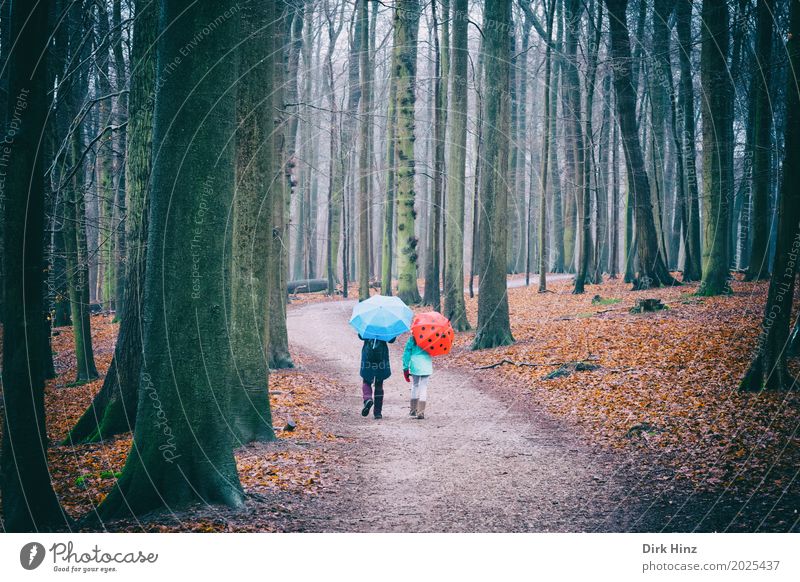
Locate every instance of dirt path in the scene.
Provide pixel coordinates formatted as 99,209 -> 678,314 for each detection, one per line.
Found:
282,296 -> 680,532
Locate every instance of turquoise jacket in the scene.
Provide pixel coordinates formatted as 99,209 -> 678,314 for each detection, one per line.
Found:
402,336 -> 433,376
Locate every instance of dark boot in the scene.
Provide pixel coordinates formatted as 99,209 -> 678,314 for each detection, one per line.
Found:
373,380 -> 384,418
409,399 -> 418,417
361,399 -> 373,417
415,401 -> 426,420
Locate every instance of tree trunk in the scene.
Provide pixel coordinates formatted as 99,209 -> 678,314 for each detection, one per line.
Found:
676,0 -> 702,281
394,0 -> 422,305
605,0 -> 677,289
97,0 -> 117,313
111,0 -> 127,320
549,12 -> 564,273
745,0 -> 775,281
579,0 -> 603,289
1,0 -> 71,532
381,66 -> 398,295
66,0 -> 156,444
325,0 -> 345,294
647,0 -> 676,269
424,0 -> 447,311
229,0 -> 277,444
473,0 -> 514,350
740,0 -> 800,391
357,0 -> 371,300
443,0 -> 469,330
698,0 -> 734,296
537,0 -> 557,292
63,4 -> 99,383
96,0 -> 245,520
560,3 -> 577,273
269,2 -> 295,369
594,73 -> 611,281
610,96 -> 620,278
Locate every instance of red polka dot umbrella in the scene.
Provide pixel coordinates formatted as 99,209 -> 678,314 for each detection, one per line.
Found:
411,312 -> 454,357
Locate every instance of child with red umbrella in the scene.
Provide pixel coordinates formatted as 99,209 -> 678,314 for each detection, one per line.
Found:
402,312 -> 454,419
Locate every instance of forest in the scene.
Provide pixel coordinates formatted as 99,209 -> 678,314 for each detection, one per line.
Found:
1,0 -> 799,533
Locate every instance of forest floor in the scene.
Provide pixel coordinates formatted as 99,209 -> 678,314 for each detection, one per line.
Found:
6,274 -> 799,532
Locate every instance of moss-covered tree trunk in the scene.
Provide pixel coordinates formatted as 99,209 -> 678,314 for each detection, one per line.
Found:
1,0 -> 71,532
698,0 -> 733,296
96,0 -> 245,520
605,0 -> 677,289
745,0 -> 774,281
229,0 -> 277,444
381,62 -> 398,295
66,0 -> 156,444
394,0 -> 422,305
740,0 -> 800,391
443,0 -> 469,330
473,0 -> 514,350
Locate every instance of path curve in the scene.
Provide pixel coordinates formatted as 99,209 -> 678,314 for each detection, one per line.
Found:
283,294 -> 671,532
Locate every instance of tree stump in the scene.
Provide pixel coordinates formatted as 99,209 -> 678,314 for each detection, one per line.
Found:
629,298 -> 666,313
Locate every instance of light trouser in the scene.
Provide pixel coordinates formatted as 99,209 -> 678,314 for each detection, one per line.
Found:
411,375 -> 429,402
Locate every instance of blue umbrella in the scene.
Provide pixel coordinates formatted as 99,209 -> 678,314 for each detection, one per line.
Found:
349,295 -> 413,341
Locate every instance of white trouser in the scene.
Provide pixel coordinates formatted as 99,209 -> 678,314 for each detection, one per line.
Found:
411,375 -> 429,402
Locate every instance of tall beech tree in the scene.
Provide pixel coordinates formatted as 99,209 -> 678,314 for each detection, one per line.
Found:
473,0 -> 514,350
63,4 -> 99,383
229,0 -> 277,444
745,0 -> 775,281
676,0 -> 702,281
1,0 -> 71,532
357,0 -> 371,300
740,0 -> 800,391
325,0 -> 346,294
394,0 -> 422,305
268,1 -> 295,369
443,0 -> 470,330
698,0 -> 734,296
537,0 -> 557,293
66,0 -> 157,444
605,0 -> 677,289
423,0 -> 449,310
96,0 -> 245,519
381,65 -> 399,295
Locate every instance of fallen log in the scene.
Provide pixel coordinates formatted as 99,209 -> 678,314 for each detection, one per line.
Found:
287,278 -> 328,294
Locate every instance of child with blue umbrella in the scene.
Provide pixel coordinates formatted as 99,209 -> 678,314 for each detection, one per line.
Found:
349,295 -> 413,419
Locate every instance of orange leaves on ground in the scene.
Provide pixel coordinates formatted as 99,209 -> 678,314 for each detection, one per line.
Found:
39,316 -> 345,530
448,276 -> 800,501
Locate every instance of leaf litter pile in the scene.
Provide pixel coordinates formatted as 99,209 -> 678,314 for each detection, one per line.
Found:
445,275 -> 799,530
11,317 -> 350,532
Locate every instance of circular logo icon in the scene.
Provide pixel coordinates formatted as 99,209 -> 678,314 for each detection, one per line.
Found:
20,542 -> 46,570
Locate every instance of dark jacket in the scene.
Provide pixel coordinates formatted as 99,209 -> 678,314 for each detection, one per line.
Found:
359,335 -> 395,382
